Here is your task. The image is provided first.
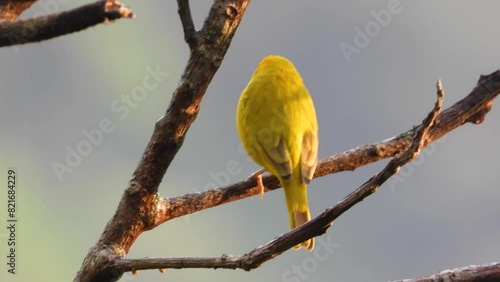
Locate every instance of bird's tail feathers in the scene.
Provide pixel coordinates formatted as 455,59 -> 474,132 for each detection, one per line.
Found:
291,210 -> 314,250
284,180 -> 315,251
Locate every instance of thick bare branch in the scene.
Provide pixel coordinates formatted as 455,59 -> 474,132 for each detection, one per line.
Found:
392,262 -> 500,282
0,0 -> 134,48
74,1 -> 250,281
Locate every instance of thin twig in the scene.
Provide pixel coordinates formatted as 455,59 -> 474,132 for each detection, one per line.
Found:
177,0 -> 197,49
392,262 -> 500,282
0,0 -> 134,48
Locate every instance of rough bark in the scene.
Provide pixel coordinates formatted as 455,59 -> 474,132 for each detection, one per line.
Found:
73,0 -> 250,281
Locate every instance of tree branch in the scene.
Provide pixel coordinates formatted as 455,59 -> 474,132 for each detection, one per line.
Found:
74,1 -> 250,281
177,0 -> 197,49
392,262 -> 500,282
113,80 -> 444,272
0,0 -> 134,48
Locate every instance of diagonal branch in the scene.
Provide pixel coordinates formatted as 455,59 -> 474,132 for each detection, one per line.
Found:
113,79 -> 445,272
0,0 -> 134,48
151,71 -> 500,226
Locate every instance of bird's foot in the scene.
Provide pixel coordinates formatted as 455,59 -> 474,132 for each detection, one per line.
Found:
248,168 -> 266,199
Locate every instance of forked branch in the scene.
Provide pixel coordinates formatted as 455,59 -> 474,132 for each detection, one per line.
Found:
74,1 -> 250,281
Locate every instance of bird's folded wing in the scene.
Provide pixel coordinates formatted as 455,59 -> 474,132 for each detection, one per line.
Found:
255,136 -> 293,181
301,131 -> 318,184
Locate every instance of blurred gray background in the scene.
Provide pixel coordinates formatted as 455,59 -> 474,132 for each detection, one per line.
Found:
1,1 -> 499,281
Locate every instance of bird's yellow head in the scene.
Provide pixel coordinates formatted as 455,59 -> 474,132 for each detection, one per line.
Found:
258,55 -> 292,67
252,55 -> 303,85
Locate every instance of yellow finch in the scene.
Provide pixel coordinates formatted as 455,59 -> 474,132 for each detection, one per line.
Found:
236,55 -> 318,250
